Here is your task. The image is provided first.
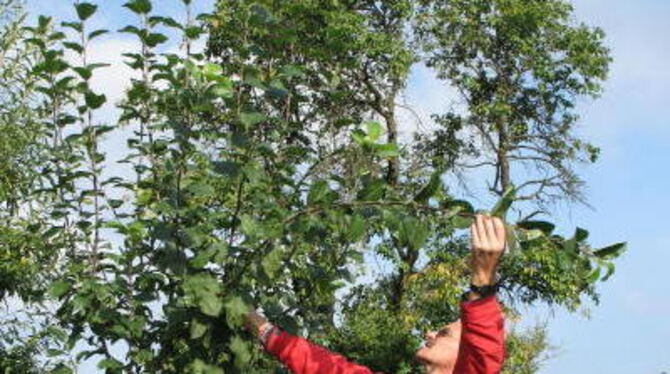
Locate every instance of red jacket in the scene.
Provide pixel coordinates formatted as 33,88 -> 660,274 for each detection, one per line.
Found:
265,296 -> 505,374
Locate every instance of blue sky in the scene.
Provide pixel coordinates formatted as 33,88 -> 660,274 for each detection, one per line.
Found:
22,0 -> 670,373
533,1 -> 670,372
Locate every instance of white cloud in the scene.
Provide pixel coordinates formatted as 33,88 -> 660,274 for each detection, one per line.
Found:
396,63 -> 464,140
87,38 -> 140,114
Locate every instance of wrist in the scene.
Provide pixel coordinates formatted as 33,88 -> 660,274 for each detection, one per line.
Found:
257,322 -> 276,346
471,270 -> 497,286
256,321 -> 272,337
462,282 -> 500,302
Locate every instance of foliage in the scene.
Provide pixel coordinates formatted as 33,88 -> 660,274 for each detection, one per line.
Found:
503,323 -> 553,374
0,303 -> 73,373
0,0 -> 622,372
416,0 -> 611,206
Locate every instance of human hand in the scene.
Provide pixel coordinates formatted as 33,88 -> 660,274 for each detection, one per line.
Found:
470,214 -> 506,286
244,308 -> 269,338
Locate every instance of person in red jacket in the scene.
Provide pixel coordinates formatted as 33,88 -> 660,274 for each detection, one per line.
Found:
246,214 -> 506,374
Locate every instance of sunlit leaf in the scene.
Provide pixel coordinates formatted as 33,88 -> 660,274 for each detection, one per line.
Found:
491,185 -> 516,218
239,112 -> 265,128
593,242 -> 626,259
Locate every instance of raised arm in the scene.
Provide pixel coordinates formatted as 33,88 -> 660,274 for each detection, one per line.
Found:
245,310 -> 374,374
454,215 -> 506,373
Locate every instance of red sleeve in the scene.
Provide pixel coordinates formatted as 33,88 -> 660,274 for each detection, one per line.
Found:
453,295 -> 506,374
265,329 -> 375,374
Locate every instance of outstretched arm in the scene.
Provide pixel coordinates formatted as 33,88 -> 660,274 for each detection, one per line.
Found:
245,310 -> 374,374
454,215 -> 506,373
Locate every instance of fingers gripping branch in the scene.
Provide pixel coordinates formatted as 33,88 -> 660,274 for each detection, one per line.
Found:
470,214 -> 506,287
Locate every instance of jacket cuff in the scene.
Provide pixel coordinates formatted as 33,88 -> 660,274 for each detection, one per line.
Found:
264,328 -> 289,355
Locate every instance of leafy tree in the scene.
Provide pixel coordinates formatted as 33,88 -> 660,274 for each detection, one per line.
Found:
1,2 -> 76,372
503,323 -> 553,374
416,0 -> 611,207
0,0 -> 40,298
0,0 -> 623,373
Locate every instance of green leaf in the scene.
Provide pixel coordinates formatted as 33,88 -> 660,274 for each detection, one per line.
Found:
98,358 -> 123,370
451,215 -> 473,229
185,26 -> 203,39
211,242 -> 229,264
42,57 -> 69,74
190,248 -> 215,269
593,242 -> 626,259
239,112 -> 266,128
262,248 -> 283,278
47,349 -> 64,357
575,227 -> 589,242
88,29 -> 109,40
49,280 -> 71,298
144,32 -> 168,47
75,2 -> 97,21
491,185 -> 516,218
190,319 -> 208,339
445,199 -> 475,214
308,180 -> 335,205
61,21 -> 83,32
242,68 -> 265,89
118,25 -> 141,36
374,143 -> 399,158
38,15 -> 52,29
73,66 -> 92,80
414,171 -> 442,203
89,63 -> 111,71
351,129 -> 367,145
587,268 -> 601,283
346,214 -> 366,242
149,16 -> 181,28
212,161 -> 240,177
239,215 -> 258,237
229,335 -> 251,368
365,121 -> 382,142
63,42 -> 84,54
602,262 -> 616,281
563,237 -> 577,253
126,317 -> 146,338
267,79 -> 289,98
51,365 -> 72,374
280,65 -> 304,78
183,274 -> 222,317
188,359 -> 223,374
187,182 -> 214,198
200,294 -> 223,317
85,92 -> 106,109
524,229 -> 544,241
211,82 -> 233,98
124,0 -> 152,14
357,178 -> 386,200
223,296 -> 248,328
202,63 -> 222,79
516,220 -> 555,235
446,199 -> 475,229
398,216 -> 429,251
